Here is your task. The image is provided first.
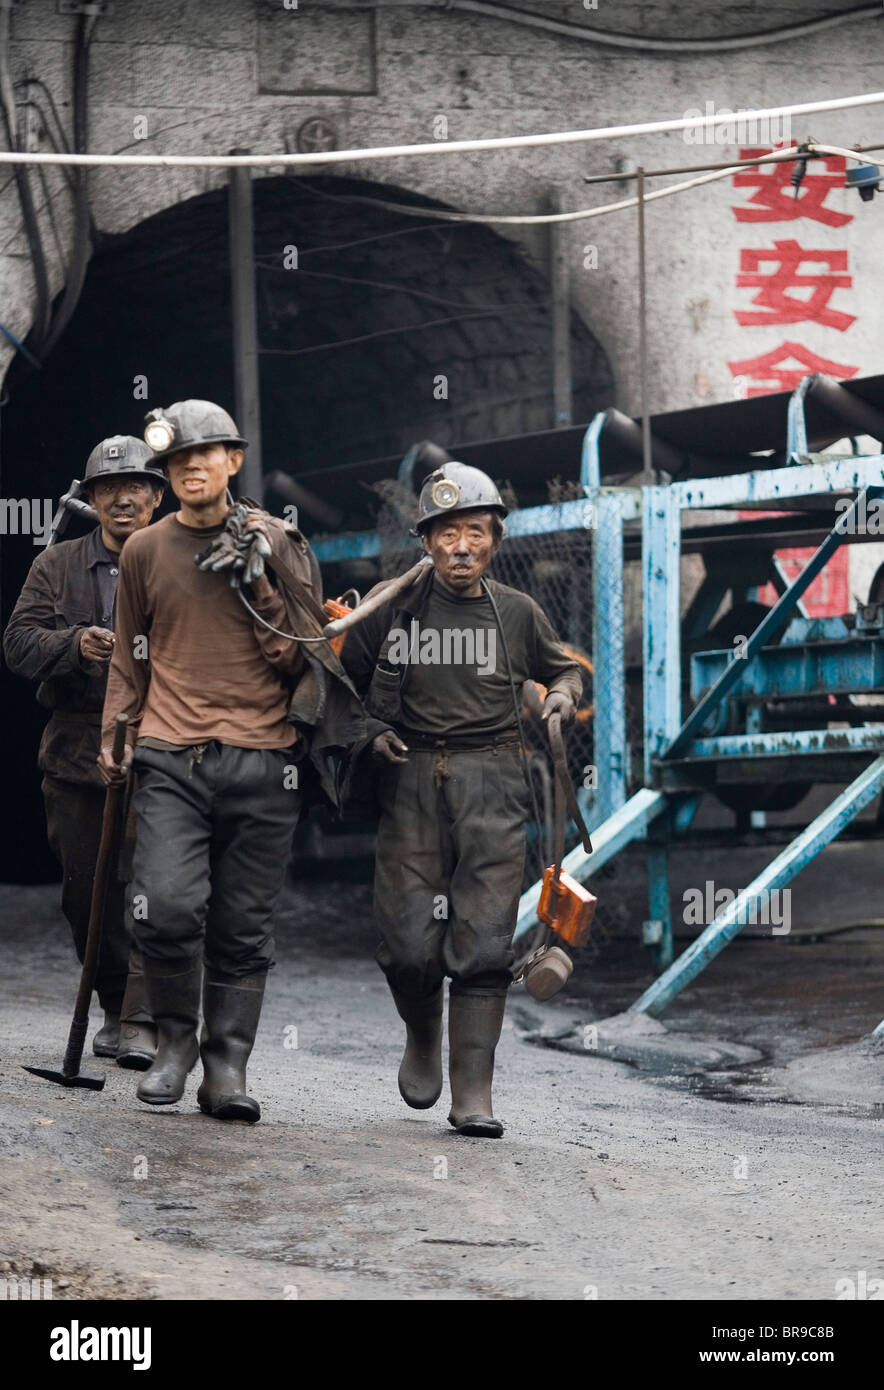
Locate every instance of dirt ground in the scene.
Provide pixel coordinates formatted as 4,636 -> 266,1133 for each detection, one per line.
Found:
1,848 -> 882,1303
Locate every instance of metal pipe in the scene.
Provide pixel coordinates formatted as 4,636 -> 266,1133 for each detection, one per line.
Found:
263,470 -> 343,530
228,151 -> 264,503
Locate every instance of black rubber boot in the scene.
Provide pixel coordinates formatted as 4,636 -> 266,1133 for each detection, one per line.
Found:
196,972 -> 266,1123
391,986 -> 443,1109
447,987 -> 507,1138
136,961 -> 201,1105
116,952 -> 158,1071
92,1011 -> 120,1058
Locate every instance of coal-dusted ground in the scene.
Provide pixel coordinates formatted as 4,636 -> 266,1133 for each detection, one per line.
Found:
0,839 -> 882,1302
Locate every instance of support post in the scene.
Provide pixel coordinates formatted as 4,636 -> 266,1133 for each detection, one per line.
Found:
549,188 -> 572,428
228,150 -> 263,502
643,484 -> 682,785
645,839 -> 673,969
592,491 -> 628,823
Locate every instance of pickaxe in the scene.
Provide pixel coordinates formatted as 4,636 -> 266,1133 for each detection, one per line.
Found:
23,715 -> 129,1090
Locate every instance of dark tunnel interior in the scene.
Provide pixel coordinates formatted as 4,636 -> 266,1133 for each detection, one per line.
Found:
0,174 -> 614,881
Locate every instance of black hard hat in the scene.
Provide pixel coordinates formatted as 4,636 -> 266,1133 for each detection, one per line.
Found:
143,399 -> 246,464
415,461 -> 507,533
80,436 -> 166,493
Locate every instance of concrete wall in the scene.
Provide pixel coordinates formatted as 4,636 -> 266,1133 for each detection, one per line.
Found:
2,0 -> 881,417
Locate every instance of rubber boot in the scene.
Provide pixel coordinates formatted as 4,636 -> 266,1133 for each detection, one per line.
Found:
136,961 -> 201,1105
390,986 -> 443,1109
447,987 -> 507,1138
92,1011 -> 120,1058
116,952 -> 158,1071
196,972 -> 266,1123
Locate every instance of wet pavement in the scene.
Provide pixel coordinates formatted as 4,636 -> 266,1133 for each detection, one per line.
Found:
1,859 -> 882,1301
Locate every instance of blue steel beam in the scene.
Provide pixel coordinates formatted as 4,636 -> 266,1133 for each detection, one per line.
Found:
690,635 -> 884,699
678,727 -> 884,761
675,454 -> 884,510
643,485 -> 682,782
513,787 -> 667,941
592,490 -> 628,823
666,487 -> 883,761
629,754 -> 884,1017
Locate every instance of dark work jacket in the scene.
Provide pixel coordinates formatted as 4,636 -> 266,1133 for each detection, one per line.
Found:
253,518 -> 386,815
4,528 -> 117,786
339,565 -> 583,817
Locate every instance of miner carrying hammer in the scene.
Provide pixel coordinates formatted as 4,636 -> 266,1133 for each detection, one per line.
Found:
100,399 -> 368,1123
4,437 -> 165,1064
342,463 -> 583,1137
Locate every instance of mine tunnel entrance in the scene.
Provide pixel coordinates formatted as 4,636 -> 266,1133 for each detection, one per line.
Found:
0,173 -> 613,880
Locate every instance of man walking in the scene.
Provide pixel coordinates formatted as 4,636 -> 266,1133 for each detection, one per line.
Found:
101,399 -> 366,1123
4,437 -> 165,1063
341,462 -> 583,1137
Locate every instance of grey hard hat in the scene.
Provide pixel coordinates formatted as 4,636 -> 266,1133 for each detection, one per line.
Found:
415,461 -> 507,532
143,399 -> 246,464
81,435 -> 166,492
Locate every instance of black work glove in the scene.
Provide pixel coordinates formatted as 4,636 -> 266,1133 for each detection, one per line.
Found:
542,691 -> 576,728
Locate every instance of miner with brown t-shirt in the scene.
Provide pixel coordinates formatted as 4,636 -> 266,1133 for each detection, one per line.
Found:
100,400 -> 309,1124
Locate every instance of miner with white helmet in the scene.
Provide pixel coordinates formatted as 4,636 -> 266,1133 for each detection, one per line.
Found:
4,436 -> 165,1064
341,461 -> 583,1137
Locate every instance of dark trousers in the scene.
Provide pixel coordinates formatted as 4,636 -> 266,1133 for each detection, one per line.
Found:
374,744 -> 528,998
42,775 -> 130,1014
129,742 -> 299,976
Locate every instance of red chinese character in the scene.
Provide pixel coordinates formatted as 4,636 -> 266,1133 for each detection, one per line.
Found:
732,149 -> 852,226
735,239 -> 854,331
728,341 -> 858,396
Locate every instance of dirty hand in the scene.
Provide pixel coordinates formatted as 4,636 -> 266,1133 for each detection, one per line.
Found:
372,731 -> 409,765
98,741 -> 134,787
79,626 -> 115,664
542,691 -> 576,728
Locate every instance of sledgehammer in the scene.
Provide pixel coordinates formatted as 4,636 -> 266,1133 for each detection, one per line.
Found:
23,715 -> 129,1090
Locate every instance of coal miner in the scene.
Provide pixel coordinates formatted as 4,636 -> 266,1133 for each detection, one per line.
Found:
4,437 -> 165,1063
341,463 -> 583,1137
100,400 -> 367,1123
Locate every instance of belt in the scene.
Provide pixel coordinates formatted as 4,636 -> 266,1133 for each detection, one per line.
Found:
397,727 -> 520,752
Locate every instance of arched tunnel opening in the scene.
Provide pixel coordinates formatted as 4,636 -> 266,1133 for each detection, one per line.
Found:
0,173 -> 614,881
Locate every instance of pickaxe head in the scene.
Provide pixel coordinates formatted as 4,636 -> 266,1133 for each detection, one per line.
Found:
22,1064 -> 105,1091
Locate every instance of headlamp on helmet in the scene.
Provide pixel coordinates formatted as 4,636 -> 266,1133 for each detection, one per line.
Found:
144,410 -> 176,454
431,478 -> 460,510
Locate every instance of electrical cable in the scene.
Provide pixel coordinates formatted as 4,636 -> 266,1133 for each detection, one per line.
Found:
0,5 -> 51,349
39,13 -> 96,358
255,260 -> 526,314
371,0 -> 884,54
235,585 -> 341,645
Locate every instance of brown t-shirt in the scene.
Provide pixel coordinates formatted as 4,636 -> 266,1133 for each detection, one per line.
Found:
102,513 -> 302,750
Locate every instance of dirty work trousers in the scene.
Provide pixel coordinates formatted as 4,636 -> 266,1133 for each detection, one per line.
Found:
42,775 -> 131,1015
129,742 -> 298,977
374,740 -> 529,997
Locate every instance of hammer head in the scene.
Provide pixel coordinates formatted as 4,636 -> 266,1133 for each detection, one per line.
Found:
22,1064 -> 106,1091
